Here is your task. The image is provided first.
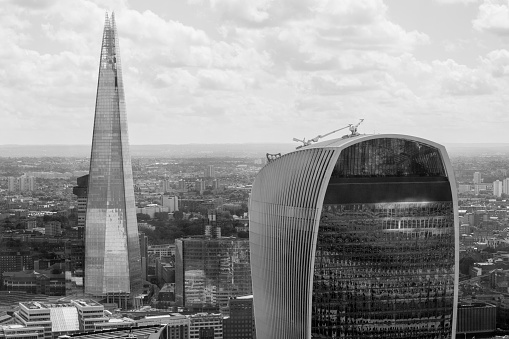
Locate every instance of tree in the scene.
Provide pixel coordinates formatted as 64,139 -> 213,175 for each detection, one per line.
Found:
173,211 -> 184,220
137,213 -> 151,221
237,231 -> 249,238
154,212 -> 169,221
459,257 -> 475,276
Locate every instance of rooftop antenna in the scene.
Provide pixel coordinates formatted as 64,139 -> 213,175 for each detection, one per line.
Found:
293,119 -> 364,149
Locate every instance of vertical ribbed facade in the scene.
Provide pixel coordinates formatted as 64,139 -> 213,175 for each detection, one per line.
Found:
249,148 -> 337,338
249,134 -> 459,339
84,13 -> 142,297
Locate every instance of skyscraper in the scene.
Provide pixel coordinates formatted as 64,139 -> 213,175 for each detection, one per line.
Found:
249,134 -> 459,338
84,13 -> 142,305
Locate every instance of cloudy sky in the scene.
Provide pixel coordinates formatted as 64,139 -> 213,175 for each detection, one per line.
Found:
1,0 -> 508,145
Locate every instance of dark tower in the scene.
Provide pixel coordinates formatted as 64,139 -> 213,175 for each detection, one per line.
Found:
84,13 -> 142,305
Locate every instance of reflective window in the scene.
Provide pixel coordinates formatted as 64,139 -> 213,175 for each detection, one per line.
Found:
312,202 -> 455,338
332,138 -> 447,178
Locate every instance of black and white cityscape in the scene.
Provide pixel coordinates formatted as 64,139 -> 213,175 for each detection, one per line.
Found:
1,1 -> 509,339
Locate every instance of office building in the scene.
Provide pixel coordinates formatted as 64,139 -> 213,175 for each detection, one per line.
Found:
249,134 -> 459,338
84,13 -> 142,306
14,302 -> 53,339
175,238 -> 251,311
71,300 -> 108,332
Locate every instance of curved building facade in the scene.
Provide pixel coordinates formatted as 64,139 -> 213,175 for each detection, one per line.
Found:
249,134 -> 458,339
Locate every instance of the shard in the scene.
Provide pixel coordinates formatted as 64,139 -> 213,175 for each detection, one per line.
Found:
84,13 -> 142,303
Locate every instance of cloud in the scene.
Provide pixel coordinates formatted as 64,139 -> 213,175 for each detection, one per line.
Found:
473,0 -> 509,35
432,59 -> 495,95
481,49 -> 509,76
434,0 -> 479,4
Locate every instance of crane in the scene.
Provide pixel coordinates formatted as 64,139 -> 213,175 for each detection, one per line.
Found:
293,119 -> 364,149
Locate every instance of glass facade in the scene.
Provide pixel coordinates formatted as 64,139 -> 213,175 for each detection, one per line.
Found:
332,138 -> 447,178
84,13 -> 142,297
176,238 -> 252,310
312,139 -> 456,338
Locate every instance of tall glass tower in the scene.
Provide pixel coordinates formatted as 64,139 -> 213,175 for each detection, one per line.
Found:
249,134 -> 459,339
84,13 -> 142,302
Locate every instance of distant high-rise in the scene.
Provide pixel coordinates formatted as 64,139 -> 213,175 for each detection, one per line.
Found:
473,171 -> 482,184
494,180 -> 503,197
84,13 -> 142,305
204,165 -> 215,178
504,178 -> 509,195
249,134 -> 459,338
7,175 -> 35,192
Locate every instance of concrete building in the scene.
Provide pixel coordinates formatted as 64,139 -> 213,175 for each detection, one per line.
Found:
249,134 -> 459,338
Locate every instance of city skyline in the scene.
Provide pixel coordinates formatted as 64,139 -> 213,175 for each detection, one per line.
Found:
1,0 -> 508,145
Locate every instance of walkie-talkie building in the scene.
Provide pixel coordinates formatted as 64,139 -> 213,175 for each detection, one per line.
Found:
249,134 -> 458,339
84,13 -> 142,306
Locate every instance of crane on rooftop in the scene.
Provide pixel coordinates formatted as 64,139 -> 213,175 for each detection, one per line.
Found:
293,119 -> 364,149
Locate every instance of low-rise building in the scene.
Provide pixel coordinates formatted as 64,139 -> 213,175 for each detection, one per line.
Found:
223,296 -> 255,339
188,313 -> 222,339
0,324 -> 44,339
2,269 -> 65,296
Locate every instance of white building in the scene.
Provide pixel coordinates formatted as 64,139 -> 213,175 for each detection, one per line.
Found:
494,180 -> 503,197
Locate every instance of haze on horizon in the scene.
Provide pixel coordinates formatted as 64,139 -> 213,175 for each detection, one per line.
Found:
1,0 -> 508,145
